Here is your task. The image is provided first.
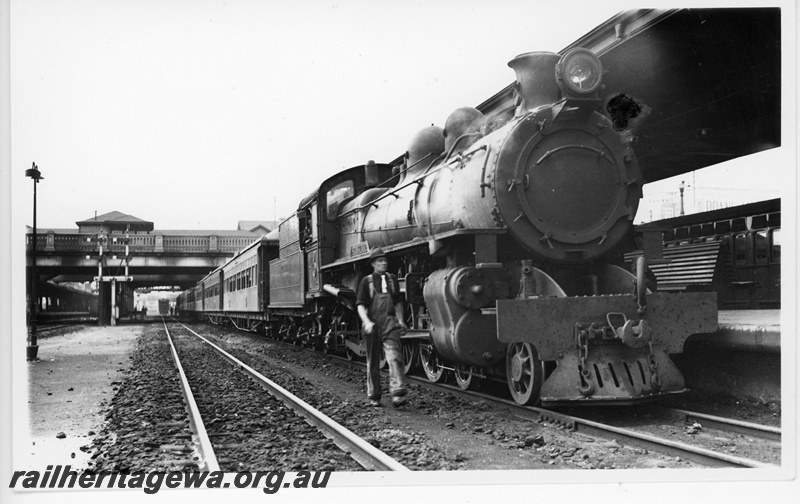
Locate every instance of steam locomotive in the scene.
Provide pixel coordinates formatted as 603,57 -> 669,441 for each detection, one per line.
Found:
178,48 -> 718,405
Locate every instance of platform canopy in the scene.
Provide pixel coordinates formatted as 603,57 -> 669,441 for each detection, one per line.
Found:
583,8 -> 781,184
476,8 -> 781,185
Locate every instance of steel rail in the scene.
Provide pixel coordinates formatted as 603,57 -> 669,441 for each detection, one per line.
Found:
37,319 -> 97,334
396,371 -> 776,469
215,325 -> 776,469
36,324 -> 73,334
450,384 -> 774,468
649,406 -> 782,442
177,322 -> 409,472
526,407 -> 775,469
161,319 -> 221,472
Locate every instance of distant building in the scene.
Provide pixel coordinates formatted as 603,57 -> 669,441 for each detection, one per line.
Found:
76,211 -> 154,234
237,220 -> 279,235
636,186 -> 779,224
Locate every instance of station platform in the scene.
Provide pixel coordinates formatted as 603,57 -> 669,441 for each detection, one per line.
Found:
688,309 -> 781,353
677,309 -> 783,402
18,325 -> 141,471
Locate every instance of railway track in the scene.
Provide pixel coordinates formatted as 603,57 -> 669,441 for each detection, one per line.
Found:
173,320 -> 781,470
647,406 -> 781,442
385,379 -> 777,468
35,319 -> 97,336
162,319 -> 220,472
315,343 -> 781,469
406,378 -> 780,468
162,318 -> 409,472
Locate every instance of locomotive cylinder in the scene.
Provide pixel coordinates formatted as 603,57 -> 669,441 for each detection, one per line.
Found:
423,265 -> 509,366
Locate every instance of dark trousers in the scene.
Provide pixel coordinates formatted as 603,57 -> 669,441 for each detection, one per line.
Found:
365,292 -> 406,400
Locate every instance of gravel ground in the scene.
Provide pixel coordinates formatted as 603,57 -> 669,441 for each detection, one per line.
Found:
87,325 -> 201,472
23,324 -> 139,471
170,328 -> 363,472
557,403 -> 781,465
87,323 -> 363,472
662,390 -> 782,427
190,323 -> 717,470
80,320 -> 785,472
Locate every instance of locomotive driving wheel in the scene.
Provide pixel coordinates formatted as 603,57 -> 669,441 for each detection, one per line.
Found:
453,364 -> 475,390
402,341 -> 418,375
506,342 -> 544,405
419,343 -> 444,383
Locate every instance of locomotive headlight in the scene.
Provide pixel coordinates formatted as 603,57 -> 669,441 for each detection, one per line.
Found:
556,48 -> 603,96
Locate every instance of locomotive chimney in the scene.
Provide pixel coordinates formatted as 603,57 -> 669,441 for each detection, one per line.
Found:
508,52 -> 561,115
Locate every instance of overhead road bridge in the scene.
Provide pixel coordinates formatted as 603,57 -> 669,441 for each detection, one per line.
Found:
26,211 -> 268,325
27,230 -> 259,288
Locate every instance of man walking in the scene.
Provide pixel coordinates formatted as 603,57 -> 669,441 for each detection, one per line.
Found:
356,247 -> 408,407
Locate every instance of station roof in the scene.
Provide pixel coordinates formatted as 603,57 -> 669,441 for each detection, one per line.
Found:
237,220 -> 279,234
156,229 -> 262,236
76,211 -> 154,232
33,208 -> 267,237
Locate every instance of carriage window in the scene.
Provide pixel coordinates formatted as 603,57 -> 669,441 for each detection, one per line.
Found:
326,180 -> 354,220
771,228 -> 781,263
734,233 -> 747,264
754,230 -> 768,263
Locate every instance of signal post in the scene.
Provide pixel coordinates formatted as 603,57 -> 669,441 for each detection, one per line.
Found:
91,233 -> 133,326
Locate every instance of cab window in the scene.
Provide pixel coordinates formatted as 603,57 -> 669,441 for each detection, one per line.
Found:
326,180 -> 354,220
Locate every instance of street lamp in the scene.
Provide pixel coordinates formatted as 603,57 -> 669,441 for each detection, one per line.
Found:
678,180 -> 686,216
26,162 -> 43,361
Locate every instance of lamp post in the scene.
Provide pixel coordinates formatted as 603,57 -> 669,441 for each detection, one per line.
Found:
678,180 -> 686,216
26,162 -> 43,361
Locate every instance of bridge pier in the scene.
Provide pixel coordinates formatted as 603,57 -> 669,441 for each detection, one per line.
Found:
96,276 -> 132,326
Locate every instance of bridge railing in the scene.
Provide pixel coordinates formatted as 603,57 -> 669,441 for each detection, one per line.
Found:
27,232 -> 258,255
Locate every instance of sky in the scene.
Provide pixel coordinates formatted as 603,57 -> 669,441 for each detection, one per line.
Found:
7,0 -> 794,232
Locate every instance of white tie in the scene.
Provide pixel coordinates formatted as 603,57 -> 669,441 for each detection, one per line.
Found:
381,274 -> 388,292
